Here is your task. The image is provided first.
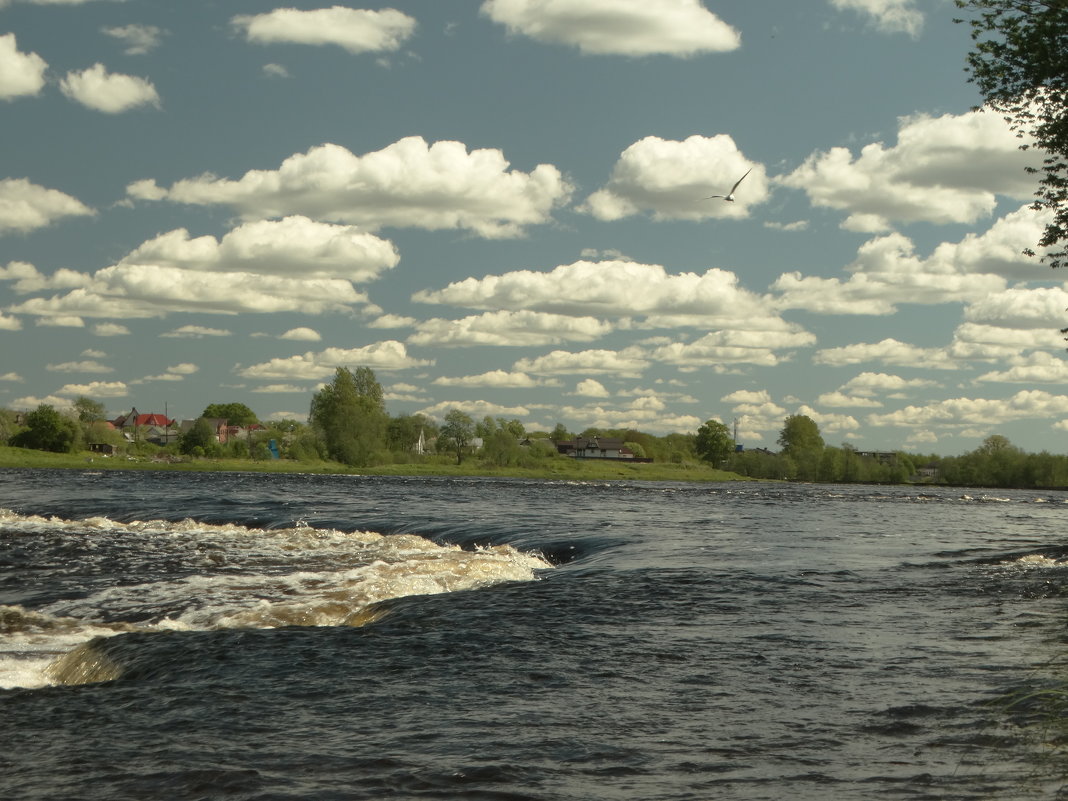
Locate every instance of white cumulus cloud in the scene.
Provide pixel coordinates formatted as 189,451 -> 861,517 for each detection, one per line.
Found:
121,216 -> 399,283
238,341 -> 433,381
59,63 -> 160,113
480,0 -> 740,56
582,135 -> 765,221
233,7 -> 416,54
780,109 -> 1041,231
414,259 -> 784,332
127,137 -> 572,238
0,178 -> 93,234
408,310 -> 613,347
0,33 -> 47,100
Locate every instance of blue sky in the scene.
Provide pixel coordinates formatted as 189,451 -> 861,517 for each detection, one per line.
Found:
2,0 -> 1066,455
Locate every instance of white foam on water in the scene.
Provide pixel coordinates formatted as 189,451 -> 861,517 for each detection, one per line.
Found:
0,511 -> 552,688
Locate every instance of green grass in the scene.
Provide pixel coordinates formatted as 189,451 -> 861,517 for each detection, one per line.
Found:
0,444 -> 752,483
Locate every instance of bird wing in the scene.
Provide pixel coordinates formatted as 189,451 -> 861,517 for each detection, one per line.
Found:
730,167 -> 753,194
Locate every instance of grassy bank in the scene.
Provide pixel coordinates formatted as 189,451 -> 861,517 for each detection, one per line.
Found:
0,444 -> 751,483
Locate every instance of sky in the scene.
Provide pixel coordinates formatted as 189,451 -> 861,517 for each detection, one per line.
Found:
1,0 -> 1067,456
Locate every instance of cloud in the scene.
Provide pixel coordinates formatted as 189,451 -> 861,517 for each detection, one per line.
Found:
46,360 -> 112,373
92,322 -> 129,336
0,179 -> 94,234
814,338 -> 959,369
780,109 -> 1041,231
963,286 -> 1068,329
829,0 -> 923,37
817,390 -> 883,408
233,7 -> 416,54
923,205 -> 1056,281
581,135 -> 765,221
263,63 -> 290,79
0,312 -> 21,330
101,24 -> 164,55
54,380 -> 127,398
551,401 -> 702,434
127,137 -> 572,238
575,378 -> 609,397
975,351 -> 1068,384
0,260 -> 89,292
250,384 -> 307,394
120,216 -> 399,283
10,394 -> 74,411
432,370 -> 559,388
59,63 -> 160,113
513,348 -> 650,378
136,363 -> 198,382
161,325 -> 231,339
480,0 -> 740,57
839,371 -> 937,397
238,341 -> 433,380
414,259 -> 790,334
168,363 -> 197,375
8,216 -> 388,324
279,327 -> 321,342
947,322 -> 1062,365
408,310 -> 613,347
0,372 -> 23,381
418,399 -> 532,421
772,231 -> 1008,315
648,327 -> 816,369
369,313 -> 417,329
794,404 -> 861,435
868,390 -> 1068,430
7,217 -> 396,325
0,33 -> 47,100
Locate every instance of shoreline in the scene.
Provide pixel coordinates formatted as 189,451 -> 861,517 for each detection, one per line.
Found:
0,445 -> 750,483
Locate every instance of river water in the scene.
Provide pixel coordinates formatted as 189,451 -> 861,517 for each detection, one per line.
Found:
1,467 -> 1067,800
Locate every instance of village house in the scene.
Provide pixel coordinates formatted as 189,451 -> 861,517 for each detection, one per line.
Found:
111,407 -> 177,445
556,436 -> 640,460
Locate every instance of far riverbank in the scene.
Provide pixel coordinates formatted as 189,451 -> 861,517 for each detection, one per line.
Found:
0,445 -> 750,483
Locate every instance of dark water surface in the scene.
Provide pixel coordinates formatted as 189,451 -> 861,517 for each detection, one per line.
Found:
2,468 -> 1068,800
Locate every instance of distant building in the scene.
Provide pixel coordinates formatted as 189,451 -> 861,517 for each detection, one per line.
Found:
111,407 -> 177,445
556,437 -> 648,461
856,451 -> 899,465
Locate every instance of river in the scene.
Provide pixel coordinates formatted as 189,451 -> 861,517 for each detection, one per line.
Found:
1,468 -> 1067,800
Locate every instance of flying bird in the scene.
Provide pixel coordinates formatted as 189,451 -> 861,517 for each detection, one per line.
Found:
705,167 -> 752,202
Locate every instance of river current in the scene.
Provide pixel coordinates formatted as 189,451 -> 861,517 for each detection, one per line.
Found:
1,467 -> 1067,800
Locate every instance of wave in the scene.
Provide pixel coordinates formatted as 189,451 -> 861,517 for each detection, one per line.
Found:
0,510 -> 552,689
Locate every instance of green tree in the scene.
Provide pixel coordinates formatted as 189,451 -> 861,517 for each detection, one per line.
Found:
955,1 -> 1068,270
549,423 -> 571,443
74,396 -> 107,423
179,417 -> 219,456
694,419 -> 735,467
438,409 -> 475,465
387,413 -> 434,454
482,427 -> 522,466
201,402 -> 258,426
9,404 -> 80,453
308,366 -> 388,467
778,414 -> 825,481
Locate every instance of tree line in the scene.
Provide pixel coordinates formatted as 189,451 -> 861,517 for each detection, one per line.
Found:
4,366 -> 1068,489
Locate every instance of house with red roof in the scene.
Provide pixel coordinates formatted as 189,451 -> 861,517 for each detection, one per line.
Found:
111,407 -> 177,445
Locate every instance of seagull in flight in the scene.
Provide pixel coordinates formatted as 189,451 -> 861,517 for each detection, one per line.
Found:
706,167 -> 752,202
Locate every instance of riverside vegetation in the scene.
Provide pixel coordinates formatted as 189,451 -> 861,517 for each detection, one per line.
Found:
2,366 -> 1067,488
